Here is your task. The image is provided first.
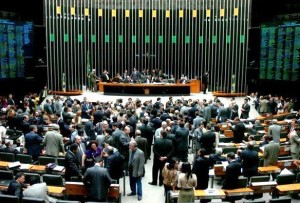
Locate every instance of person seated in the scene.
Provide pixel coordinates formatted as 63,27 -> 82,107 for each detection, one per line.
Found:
123,75 -> 132,83
7,172 -> 28,199
0,141 -> 19,154
112,73 -> 122,83
208,148 -> 226,168
23,176 -> 56,203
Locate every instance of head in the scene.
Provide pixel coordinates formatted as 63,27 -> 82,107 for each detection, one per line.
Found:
247,141 -> 255,150
70,143 -> 79,153
88,141 -> 98,151
129,140 -> 137,151
215,148 -> 223,156
198,148 -> 206,157
227,152 -> 235,161
74,135 -> 82,144
124,126 -> 131,135
135,129 -> 141,137
15,172 -> 25,184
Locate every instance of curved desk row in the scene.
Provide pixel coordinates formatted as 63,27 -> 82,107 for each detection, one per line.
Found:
99,80 -> 202,95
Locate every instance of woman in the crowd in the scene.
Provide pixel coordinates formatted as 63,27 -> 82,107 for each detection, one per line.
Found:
162,159 -> 178,203
177,162 -> 197,203
82,141 -> 102,171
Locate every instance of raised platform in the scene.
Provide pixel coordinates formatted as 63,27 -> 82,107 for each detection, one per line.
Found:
50,90 -> 82,96
212,91 -> 247,97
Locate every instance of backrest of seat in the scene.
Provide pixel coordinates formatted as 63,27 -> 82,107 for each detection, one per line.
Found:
56,201 -> 81,203
276,174 -> 296,185
0,170 -> 14,180
296,172 -> 300,183
269,197 -> 291,203
277,156 -> 292,161
238,177 -> 248,187
223,147 -> 238,154
57,157 -> 65,166
243,200 -> 266,203
16,154 -> 33,164
0,194 -> 19,203
38,156 -> 56,165
42,174 -> 63,186
22,197 -> 45,203
24,173 -> 41,184
0,152 -> 15,162
250,176 -> 270,184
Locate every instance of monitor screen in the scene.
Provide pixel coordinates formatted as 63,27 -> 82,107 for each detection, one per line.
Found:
0,18 -> 33,79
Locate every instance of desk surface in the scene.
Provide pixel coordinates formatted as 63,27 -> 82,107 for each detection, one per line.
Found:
276,183 -> 300,193
258,166 -> 281,173
48,186 -> 65,197
170,189 -> 225,199
223,188 -> 253,196
0,161 -> 10,168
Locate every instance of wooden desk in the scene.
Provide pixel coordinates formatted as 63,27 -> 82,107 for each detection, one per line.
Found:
223,188 -> 253,196
0,161 -> 9,169
214,164 -> 226,176
250,181 -> 277,194
276,160 -> 297,170
65,181 -> 89,196
99,82 -> 191,95
48,186 -> 65,197
276,183 -> 300,194
169,189 -> 225,200
258,166 -> 281,174
279,145 -> 290,156
29,165 -> 46,173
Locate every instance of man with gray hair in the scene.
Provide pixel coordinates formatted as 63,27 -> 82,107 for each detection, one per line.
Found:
268,119 -> 282,143
208,148 -> 226,167
43,124 -> 65,157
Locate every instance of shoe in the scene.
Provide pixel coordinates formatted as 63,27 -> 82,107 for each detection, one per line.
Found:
127,193 -> 136,196
159,183 -> 163,186
148,182 -> 157,186
138,196 -> 142,201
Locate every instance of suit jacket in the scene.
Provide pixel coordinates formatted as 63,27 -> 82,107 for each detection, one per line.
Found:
218,107 -> 230,122
222,160 -> 241,189
153,137 -> 173,159
199,130 -> 216,155
129,148 -> 145,177
241,103 -> 250,119
268,124 -> 282,143
83,165 -> 112,201
135,136 -> 148,161
263,141 -> 280,166
25,131 -> 43,157
174,127 -> 189,152
230,121 -> 246,143
192,156 -> 210,189
65,150 -> 82,181
7,180 -> 26,198
138,124 -> 153,145
203,106 -> 212,123
81,103 -> 93,119
84,120 -> 96,140
105,151 -> 124,180
290,131 -> 300,154
240,149 -> 259,177
43,130 -> 65,157
100,73 -> 110,82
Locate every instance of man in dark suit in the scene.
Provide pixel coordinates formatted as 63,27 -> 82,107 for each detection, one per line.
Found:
83,160 -> 113,202
174,120 -> 189,162
138,118 -> 153,160
149,130 -> 173,186
130,68 -> 141,83
7,172 -> 27,199
81,97 -> 93,119
193,148 -> 210,190
240,141 -> 259,178
135,130 -> 148,163
202,72 -> 209,94
65,143 -> 82,181
24,125 -> 43,161
199,124 -> 216,155
103,146 -> 123,184
229,117 -> 246,143
240,98 -> 250,119
100,70 -> 110,82
222,152 -> 242,189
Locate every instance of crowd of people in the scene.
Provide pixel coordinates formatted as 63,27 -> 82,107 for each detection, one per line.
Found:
0,91 -> 300,202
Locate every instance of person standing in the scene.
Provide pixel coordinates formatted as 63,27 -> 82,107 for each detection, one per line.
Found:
89,69 -> 98,92
127,140 -> 145,201
131,68 -> 141,83
25,125 -> 43,161
43,124 -> 65,157
174,120 -> 189,162
222,152 -> 242,189
240,98 -> 250,119
192,148 -> 210,190
65,143 -> 82,181
202,72 -> 209,94
177,162 -> 197,203
288,127 -> 300,160
240,141 -> 259,179
83,160 -> 113,202
39,86 -> 49,104
263,135 -> 280,166
138,118 -> 153,160
199,124 -> 216,155
134,130 -> 148,163
268,119 -> 282,143
229,117 -> 246,143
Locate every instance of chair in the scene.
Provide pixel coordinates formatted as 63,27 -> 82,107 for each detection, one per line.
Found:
57,157 -> 65,166
56,201 -> 81,203
223,147 -> 238,154
42,174 -> 63,186
38,156 -> 56,165
238,177 -> 248,187
22,197 -> 45,203
6,129 -> 15,136
15,154 -> 33,164
296,172 -> 300,183
269,197 -> 291,203
277,156 -> 292,161
243,200 -> 266,203
0,194 -> 19,203
24,173 -> 41,184
276,174 -> 296,185
0,170 -> 14,187
253,135 -> 263,141
0,152 -> 15,162
247,176 -> 271,199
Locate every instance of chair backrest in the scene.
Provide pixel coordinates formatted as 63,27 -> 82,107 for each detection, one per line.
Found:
38,156 -> 56,165
243,200 -> 266,203
276,174 -> 296,185
223,147 -> 238,154
24,173 -> 41,184
0,194 -> 19,203
269,197 -> 291,203
56,201 -> 81,203
277,156 -> 292,161
15,154 -> 33,164
42,174 -> 63,186
238,177 -> 249,187
249,175 -> 270,184
0,170 -> 14,180
6,129 -> 15,136
22,197 -> 45,203
56,157 -> 65,166
0,152 -> 15,162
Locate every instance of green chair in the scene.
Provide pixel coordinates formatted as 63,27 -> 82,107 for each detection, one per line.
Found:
223,147 -> 238,154
269,197 -> 291,203
16,154 -> 33,164
276,174 -> 295,185
0,152 -> 15,162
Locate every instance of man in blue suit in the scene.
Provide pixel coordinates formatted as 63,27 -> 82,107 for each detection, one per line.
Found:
24,125 -> 43,161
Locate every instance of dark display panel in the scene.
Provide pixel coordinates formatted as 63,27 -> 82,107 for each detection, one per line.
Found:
260,22 -> 300,81
0,18 -> 33,79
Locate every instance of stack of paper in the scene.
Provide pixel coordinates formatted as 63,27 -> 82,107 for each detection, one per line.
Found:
8,161 -> 21,168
